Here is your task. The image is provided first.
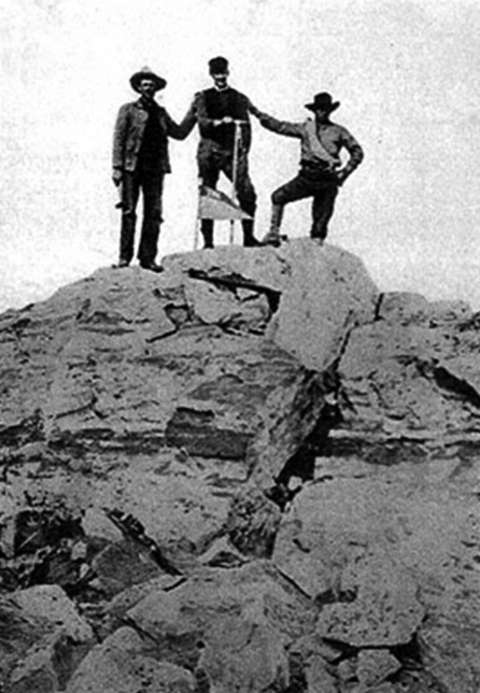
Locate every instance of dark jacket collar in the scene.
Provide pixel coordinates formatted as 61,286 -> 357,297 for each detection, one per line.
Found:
134,97 -> 160,110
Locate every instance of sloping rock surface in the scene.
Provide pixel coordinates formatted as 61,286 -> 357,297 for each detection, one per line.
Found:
0,240 -> 375,471
0,240 -> 376,577
2,244 -> 480,692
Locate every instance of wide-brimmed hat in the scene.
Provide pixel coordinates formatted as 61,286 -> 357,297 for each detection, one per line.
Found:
305,92 -> 340,113
130,66 -> 167,93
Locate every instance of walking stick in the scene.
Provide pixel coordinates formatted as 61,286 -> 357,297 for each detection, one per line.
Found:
194,177 -> 202,250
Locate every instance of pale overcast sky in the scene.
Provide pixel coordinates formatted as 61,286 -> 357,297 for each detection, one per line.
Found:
1,0 -> 479,311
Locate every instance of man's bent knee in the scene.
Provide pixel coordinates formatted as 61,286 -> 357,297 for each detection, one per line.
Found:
272,189 -> 286,205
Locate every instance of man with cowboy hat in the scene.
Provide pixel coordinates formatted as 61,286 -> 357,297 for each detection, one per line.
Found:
251,92 -> 364,245
189,56 -> 261,249
112,67 -> 195,270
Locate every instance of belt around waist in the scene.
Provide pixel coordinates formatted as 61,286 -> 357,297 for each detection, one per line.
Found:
300,161 -> 336,180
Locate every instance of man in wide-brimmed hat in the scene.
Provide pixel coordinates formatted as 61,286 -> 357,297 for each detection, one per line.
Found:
112,67 -> 195,271
188,56 -> 261,248
251,91 -> 364,246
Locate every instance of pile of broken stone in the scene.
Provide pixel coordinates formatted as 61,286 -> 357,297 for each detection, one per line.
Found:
1,239 -> 479,692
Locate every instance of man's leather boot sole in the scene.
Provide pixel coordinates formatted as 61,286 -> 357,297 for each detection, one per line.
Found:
140,262 -> 164,273
243,236 -> 262,247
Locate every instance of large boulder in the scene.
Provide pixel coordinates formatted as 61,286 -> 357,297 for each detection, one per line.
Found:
66,627 -> 196,693
377,291 -> 472,326
0,240 -> 377,473
114,561 -> 317,693
164,239 -> 379,372
272,454 -> 480,689
315,545 -> 424,647
334,291 -> 480,459
266,241 -> 378,371
0,585 -> 94,693
0,263 -> 322,472
0,241 -> 377,578
65,561 -> 322,693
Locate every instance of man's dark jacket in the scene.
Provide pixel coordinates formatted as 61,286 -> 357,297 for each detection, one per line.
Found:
112,98 -> 195,174
194,87 -> 254,152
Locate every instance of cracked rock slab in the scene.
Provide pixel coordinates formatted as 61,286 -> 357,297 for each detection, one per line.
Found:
336,307 -> 480,458
66,626 -> 196,693
418,617 -> 480,692
315,546 -> 424,647
165,240 -> 379,372
274,458 -> 480,682
0,249 -> 334,485
124,561 -> 317,693
11,584 -> 93,642
0,452 -> 244,576
378,291 -> 472,327
1,585 -> 94,693
356,648 -> 401,686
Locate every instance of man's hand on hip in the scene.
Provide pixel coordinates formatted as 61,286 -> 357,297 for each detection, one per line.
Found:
336,169 -> 349,186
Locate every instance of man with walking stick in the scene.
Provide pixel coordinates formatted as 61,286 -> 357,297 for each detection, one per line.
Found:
191,56 -> 261,249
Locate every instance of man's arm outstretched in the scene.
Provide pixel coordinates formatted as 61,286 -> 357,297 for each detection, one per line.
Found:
164,101 -> 197,140
249,103 -> 303,138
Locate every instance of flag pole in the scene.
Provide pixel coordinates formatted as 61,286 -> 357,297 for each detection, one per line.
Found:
230,120 -> 241,245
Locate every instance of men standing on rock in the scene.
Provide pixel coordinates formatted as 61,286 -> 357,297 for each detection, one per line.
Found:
191,56 -> 261,249
112,67 -> 195,271
251,92 -> 364,246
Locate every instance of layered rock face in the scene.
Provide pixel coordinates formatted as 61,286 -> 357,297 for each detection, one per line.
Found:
1,240 -> 479,692
335,291 -> 480,459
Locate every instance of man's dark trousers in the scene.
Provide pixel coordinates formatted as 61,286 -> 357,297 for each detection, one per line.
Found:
198,144 -> 257,244
120,164 -> 164,265
272,168 -> 339,239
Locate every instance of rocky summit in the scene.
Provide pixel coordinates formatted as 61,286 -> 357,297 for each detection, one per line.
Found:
0,238 -> 479,692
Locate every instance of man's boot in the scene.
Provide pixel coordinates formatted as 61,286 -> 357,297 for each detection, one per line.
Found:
242,219 -> 261,247
201,220 -> 214,249
261,203 -> 284,246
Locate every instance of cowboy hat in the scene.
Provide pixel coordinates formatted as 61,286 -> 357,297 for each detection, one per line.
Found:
130,66 -> 167,93
305,92 -> 340,113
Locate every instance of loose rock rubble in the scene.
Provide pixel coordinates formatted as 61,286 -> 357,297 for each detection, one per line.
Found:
1,240 -> 479,692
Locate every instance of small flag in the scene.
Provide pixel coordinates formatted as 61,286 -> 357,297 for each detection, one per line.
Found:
198,186 -> 251,220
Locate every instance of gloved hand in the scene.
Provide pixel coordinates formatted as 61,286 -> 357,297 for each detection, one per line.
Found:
212,116 -> 234,126
336,169 -> 349,186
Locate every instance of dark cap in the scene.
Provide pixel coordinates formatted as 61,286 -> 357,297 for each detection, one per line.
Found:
208,56 -> 229,74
